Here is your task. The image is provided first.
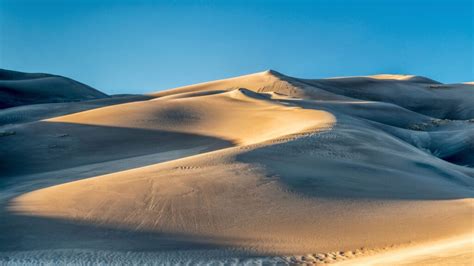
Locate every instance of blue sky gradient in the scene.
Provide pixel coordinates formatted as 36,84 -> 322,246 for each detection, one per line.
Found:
1,0 -> 473,94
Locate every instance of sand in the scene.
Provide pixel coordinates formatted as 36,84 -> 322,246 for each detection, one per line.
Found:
0,70 -> 473,265
0,69 -> 108,109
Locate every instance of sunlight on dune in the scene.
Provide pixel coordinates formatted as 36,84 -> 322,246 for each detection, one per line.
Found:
2,70 -> 473,264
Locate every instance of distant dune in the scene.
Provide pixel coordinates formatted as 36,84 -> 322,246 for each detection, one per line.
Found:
0,70 -> 472,265
0,69 -> 108,109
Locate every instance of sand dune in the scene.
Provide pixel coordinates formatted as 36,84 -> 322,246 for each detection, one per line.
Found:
0,94 -> 152,126
0,69 -> 108,109
1,70 -> 473,264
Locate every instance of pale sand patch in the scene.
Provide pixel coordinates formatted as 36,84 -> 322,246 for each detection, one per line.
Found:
335,234 -> 474,266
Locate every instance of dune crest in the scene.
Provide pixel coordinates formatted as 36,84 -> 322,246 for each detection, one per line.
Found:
365,74 -> 439,83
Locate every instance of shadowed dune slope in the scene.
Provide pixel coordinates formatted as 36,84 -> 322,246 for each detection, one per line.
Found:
0,95 -> 153,126
0,69 -> 108,109
1,70 -> 473,264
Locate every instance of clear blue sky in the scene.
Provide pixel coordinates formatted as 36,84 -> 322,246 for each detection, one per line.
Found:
1,0 -> 473,94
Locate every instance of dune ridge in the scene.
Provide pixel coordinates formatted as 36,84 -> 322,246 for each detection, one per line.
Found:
1,70 -> 473,264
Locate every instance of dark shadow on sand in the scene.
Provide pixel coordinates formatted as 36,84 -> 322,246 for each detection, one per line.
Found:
0,121 -> 233,197
0,206 -> 247,253
236,125 -> 474,200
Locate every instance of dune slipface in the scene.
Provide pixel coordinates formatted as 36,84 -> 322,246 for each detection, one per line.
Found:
0,70 -> 473,264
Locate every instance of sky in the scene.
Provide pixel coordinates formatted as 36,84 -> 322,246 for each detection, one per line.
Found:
0,0 -> 473,94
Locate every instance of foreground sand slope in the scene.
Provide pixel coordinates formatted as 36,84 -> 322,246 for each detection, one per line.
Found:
1,70 -> 473,264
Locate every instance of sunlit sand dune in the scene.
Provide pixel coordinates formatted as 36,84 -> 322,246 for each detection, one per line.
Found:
0,70 -> 473,264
